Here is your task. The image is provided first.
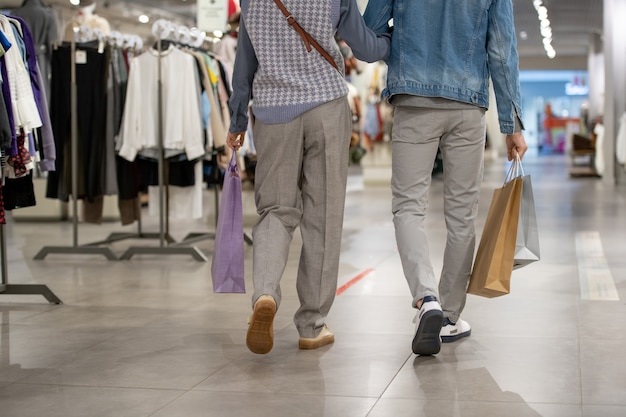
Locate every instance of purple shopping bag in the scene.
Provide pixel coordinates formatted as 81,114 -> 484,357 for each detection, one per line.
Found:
211,151 -> 246,293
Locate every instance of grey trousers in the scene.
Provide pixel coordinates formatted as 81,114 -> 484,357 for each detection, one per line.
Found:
251,97 -> 352,338
391,106 -> 485,323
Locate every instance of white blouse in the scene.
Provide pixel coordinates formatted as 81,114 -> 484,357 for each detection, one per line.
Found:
118,45 -> 205,162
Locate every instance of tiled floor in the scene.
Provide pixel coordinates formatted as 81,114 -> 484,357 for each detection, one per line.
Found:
1,144 -> 625,417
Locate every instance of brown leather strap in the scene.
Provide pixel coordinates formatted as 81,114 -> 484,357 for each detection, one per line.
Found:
272,0 -> 340,72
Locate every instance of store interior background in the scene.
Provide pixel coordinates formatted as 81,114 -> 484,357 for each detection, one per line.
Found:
0,0 -> 623,186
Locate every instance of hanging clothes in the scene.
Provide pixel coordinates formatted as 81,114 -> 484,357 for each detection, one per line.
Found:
9,15 -> 56,172
0,15 -> 56,222
46,41 -> 109,205
118,43 -> 206,220
0,31 -> 12,151
10,0 -> 59,103
118,44 -> 205,162
0,14 -> 42,156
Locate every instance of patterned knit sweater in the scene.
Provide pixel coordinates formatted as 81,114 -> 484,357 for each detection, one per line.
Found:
241,0 -> 348,124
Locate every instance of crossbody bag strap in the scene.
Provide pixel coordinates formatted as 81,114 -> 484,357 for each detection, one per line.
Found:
272,0 -> 340,72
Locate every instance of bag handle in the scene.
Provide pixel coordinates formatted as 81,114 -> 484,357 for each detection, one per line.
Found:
504,154 -> 525,184
228,150 -> 240,178
272,0 -> 340,72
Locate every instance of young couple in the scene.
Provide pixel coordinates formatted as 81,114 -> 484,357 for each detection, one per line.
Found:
226,0 -> 528,356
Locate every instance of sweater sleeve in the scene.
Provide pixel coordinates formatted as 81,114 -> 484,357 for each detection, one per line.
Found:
337,0 -> 390,63
228,16 -> 258,133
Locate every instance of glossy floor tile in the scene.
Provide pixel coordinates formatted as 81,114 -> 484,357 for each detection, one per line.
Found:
1,146 -> 625,417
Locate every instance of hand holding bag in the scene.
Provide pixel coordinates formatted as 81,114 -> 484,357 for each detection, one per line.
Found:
467,158 -> 524,298
211,151 -> 246,293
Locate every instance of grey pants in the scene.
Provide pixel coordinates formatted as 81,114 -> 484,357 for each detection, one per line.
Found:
251,97 -> 352,338
391,106 -> 485,323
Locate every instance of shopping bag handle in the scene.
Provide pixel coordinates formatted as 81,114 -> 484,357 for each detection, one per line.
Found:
504,153 -> 525,184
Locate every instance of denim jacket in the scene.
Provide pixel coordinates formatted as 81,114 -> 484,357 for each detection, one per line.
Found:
363,0 -> 523,134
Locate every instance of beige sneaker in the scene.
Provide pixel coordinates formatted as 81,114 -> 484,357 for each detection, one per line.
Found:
246,295 -> 276,354
298,325 -> 335,350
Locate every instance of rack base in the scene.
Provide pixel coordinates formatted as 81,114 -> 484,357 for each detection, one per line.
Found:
33,246 -> 118,260
120,245 -> 208,262
82,232 -> 177,247
0,284 -> 62,304
180,232 -> 253,246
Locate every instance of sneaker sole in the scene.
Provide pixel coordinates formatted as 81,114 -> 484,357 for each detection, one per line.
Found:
441,329 -> 471,343
246,299 -> 276,354
412,310 -> 444,355
298,333 -> 335,350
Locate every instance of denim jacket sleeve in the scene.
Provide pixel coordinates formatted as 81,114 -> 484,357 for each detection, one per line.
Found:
362,0 -> 394,37
487,0 -> 524,134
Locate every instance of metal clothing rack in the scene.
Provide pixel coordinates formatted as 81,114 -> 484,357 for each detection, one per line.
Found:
119,21 -> 208,261
33,32 -> 117,260
163,24 -> 253,248
0,224 -> 61,304
78,31 -> 177,248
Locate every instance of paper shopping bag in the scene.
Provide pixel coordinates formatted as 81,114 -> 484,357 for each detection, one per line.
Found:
513,174 -> 540,269
467,174 -> 523,298
211,152 -> 246,293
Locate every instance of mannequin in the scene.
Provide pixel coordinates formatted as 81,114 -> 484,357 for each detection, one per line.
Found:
63,0 -> 110,41
10,0 -> 59,102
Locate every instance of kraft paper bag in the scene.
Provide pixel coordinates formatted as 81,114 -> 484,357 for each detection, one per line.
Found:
513,174 -> 540,269
468,169 -> 523,298
211,152 -> 246,293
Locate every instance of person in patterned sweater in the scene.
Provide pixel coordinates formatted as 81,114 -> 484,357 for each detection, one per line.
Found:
227,0 -> 390,354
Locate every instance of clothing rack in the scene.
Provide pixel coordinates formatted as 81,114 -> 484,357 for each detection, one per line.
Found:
34,29 -> 117,260
172,26 -> 253,247
0,223 -> 62,303
74,30 -> 175,248
0,13 -> 61,301
119,21 -> 207,261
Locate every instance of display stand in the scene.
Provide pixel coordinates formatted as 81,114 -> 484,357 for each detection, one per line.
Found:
84,223 -> 176,247
119,22 -> 207,261
1,224 -> 62,304
34,31 -> 117,260
73,31 -> 178,248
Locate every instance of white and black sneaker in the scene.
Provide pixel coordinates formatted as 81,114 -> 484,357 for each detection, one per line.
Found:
412,296 -> 444,355
440,318 -> 471,343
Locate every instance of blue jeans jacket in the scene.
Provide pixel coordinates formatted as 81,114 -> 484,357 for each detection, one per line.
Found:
363,0 -> 523,134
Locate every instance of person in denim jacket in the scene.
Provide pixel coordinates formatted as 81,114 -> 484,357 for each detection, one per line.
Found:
364,0 -> 528,355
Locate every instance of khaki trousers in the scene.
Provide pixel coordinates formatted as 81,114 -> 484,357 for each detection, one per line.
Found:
391,106 -> 485,322
252,97 -> 352,338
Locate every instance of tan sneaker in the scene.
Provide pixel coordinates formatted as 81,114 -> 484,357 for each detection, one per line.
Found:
298,325 -> 335,350
246,295 -> 276,354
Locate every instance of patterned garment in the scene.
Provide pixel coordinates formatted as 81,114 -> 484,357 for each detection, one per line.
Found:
8,130 -> 33,178
243,0 -> 346,113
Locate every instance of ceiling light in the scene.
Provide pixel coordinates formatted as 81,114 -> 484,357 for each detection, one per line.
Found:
69,0 -> 80,5
533,0 -> 555,59
139,14 -> 150,24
